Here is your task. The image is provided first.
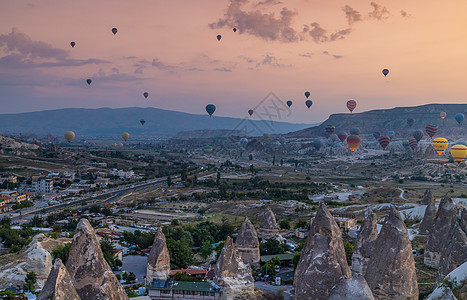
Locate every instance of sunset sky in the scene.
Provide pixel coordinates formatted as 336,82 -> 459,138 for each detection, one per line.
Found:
1,0 -> 467,124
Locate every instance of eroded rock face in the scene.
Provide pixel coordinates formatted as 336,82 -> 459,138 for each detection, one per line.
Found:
38,258 -> 81,300
214,236 -> 254,297
365,208 -> 418,300
425,195 -> 458,268
352,209 -> 378,275
146,228 -> 170,283
294,203 -> 351,300
421,190 -> 433,205
328,274 -> 375,300
259,206 -> 280,240
235,217 -> 260,266
419,196 -> 437,235
66,219 -> 128,300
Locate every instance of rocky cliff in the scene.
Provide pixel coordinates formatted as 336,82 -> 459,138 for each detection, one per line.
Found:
235,217 -> 260,266
146,228 -> 170,283
419,195 -> 437,235
328,274 -> 375,300
38,258 -> 81,300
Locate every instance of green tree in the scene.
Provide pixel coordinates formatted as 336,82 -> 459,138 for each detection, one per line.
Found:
100,239 -> 116,267
166,238 -> 194,269
51,243 -> 71,264
200,240 -> 213,259
344,242 -> 353,266
292,251 -> 301,269
31,215 -> 44,227
89,205 -> 101,214
167,176 -> 172,187
294,219 -> 308,229
260,238 -> 290,255
0,216 -> 11,229
279,220 -> 290,230
23,271 -> 37,292
260,256 -> 281,277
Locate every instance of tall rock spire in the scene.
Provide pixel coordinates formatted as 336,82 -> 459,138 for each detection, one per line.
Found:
235,217 -> 260,266
259,206 -> 280,240
419,195 -> 437,235
146,228 -> 170,284
38,258 -> 81,300
352,208 -> 378,275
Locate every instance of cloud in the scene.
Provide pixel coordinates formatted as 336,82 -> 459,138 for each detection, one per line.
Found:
368,2 -> 389,20
255,54 -> 291,68
0,53 -> 108,69
255,0 -> 282,7
151,58 -> 176,72
323,51 -> 342,59
342,5 -> 362,25
213,67 -> 233,72
330,28 -> 352,41
400,10 -> 412,18
299,52 -> 313,58
209,0 -> 300,42
302,23 -> 351,43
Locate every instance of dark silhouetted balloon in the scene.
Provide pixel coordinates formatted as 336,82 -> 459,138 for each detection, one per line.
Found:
413,130 -> 423,142
217,35 -> 222,41
204,145 -> 213,154
382,69 -> 389,76
407,118 -> 414,127
349,127 -> 360,136
286,100 -> 292,108
305,100 -> 312,108
455,113 -> 464,125
347,135 -> 361,152
140,119 -> 146,125
425,124 -> 438,139
112,28 -> 118,35
143,92 -> 149,99
304,91 -> 310,99
70,42 -> 76,48
378,136 -> 390,150
373,132 -> 380,140
337,132 -> 348,143
233,28 -> 237,32
409,138 -> 418,150
346,100 -> 357,113
206,104 -> 216,116
248,109 -> 254,116
388,131 -> 395,140
86,79 -> 92,85
313,139 -> 322,150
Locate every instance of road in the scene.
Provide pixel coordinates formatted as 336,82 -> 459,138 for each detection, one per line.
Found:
254,282 -> 293,299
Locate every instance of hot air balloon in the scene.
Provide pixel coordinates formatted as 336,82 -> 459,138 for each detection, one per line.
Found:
450,144 -> 467,163
233,28 -> 237,32
407,118 -> 414,127
425,124 -> 438,139
409,138 -> 418,150
337,132 -> 348,143
440,112 -> 447,120
112,28 -> 118,35
457,141 -> 467,147
70,42 -> 76,48
86,79 -> 92,85
286,100 -> 292,108
455,113 -> 464,125
325,125 -> 335,137
81,138 -> 86,143
349,127 -> 360,136
373,132 -> 380,140
413,130 -> 423,142
313,139 -> 322,151
143,92 -> 149,99
248,109 -> 254,116
378,136 -> 390,150
432,138 -> 448,155
121,132 -> 130,141
240,138 -> 248,148
206,104 -> 216,116
305,100 -> 312,109
346,100 -> 357,113
388,131 -> 395,140
140,119 -> 146,125
329,134 -> 339,143
203,145 -> 213,154
382,69 -> 389,76
347,135 -> 361,152
64,131 -> 75,143
217,35 -> 222,41
304,91 -> 310,99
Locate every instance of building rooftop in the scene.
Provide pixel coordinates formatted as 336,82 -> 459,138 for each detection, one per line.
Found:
147,280 -> 222,293
260,253 -> 294,262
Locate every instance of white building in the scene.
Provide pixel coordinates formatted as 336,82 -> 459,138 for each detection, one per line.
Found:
32,178 -> 53,193
110,169 -> 135,179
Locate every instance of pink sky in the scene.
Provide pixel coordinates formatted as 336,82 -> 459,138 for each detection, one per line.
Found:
1,0 -> 467,124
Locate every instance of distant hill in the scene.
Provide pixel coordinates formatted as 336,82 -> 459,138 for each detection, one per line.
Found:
0,107 -> 311,139
171,129 -> 250,140
287,104 -> 467,139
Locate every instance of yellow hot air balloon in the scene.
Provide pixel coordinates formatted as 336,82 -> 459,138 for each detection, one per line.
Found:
64,131 -> 75,143
432,138 -> 448,155
450,144 -> 467,163
121,132 -> 130,141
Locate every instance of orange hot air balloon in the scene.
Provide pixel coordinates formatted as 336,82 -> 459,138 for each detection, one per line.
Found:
121,132 -> 130,141
440,112 -> 446,120
64,131 -> 75,143
432,138 -> 448,155
347,135 -> 361,152
450,144 -> 467,163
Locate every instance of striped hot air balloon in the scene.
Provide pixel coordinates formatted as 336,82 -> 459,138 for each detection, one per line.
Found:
409,138 -> 418,150
325,125 -> 335,137
450,144 -> 467,163
432,138 -> 448,155
425,124 -> 438,139
337,132 -> 348,143
347,135 -> 361,152
346,100 -> 357,113
378,136 -> 391,150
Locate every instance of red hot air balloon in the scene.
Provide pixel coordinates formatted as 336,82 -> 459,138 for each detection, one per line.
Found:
346,100 -> 357,113
347,135 -> 361,151
425,124 -> 438,139
248,109 -> 254,116
378,136 -> 391,150
337,132 -> 348,143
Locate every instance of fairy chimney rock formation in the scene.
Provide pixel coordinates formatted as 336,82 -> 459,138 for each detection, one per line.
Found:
364,208 -> 418,300
259,206 -> 280,240
421,189 -> 433,205
235,217 -> 260,266
419,195 -> 437,235
352,209 -> 379,275
294,203 -> 351,300
38,259 -> 81,300
424,195 -> 458,268
328,274 -> 375,300
66,219 -> 128,300
146,228 -> 170,284
214,236 -> 254,297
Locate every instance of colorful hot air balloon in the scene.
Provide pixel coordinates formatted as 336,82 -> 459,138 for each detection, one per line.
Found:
407,118 -> 414,127
305,100 -> 312,109
388,131 -> 395,140
325,125 -> 335,137
86,79 -> 92,85
140,119 -> 146,125
440,112 -> 447,120
373,132 -> 380,140
450,144 -> 467,163
382,69 -> 389,76
413,130 -> 423,142
346,100 -> 357,113
240,138 -> 248,148
347,135 -> 361,152
143,92 -> 149,99
378,136 -> 391,150
425,124 -> 438,139
70,41 -> 76,48
432,138 -> 448,155
286,100 -> 292,108
233,28 -> 237,32
206,104 -> 216,116
112,28 -> 118,35
217,34 -> 222,41
121,132 -> 130,141
248,109 -> 254,116
409,138 -> 418,150
64,131 -> 75,143
455,113 -> 464,125
313,139 -> 322,150
204,145 -> 213,154
337,132 -> 348,143
349,127 -> 360,136
304,91 -> 310,99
